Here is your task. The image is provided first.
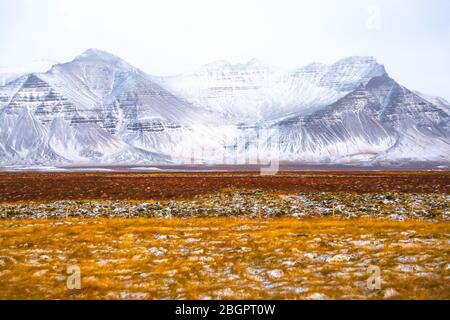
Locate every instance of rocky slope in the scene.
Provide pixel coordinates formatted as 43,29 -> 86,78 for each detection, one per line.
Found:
271,74 -> 450,163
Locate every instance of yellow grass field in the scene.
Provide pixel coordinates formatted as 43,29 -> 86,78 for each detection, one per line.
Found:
0,217 -> 448,300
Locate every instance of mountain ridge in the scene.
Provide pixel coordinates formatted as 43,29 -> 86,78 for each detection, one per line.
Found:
0,49 -> 448,167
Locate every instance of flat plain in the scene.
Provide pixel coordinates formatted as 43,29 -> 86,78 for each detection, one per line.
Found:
0,170 -> 448,299
0,170 -> 448,202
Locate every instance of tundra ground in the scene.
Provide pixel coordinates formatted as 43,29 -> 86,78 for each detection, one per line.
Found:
0,217 -> 448,299
0,171 -> 448,300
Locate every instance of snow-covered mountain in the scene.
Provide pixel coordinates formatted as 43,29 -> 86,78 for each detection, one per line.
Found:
157,56 -> 387,123
272,74 -> 450,163
0,49 -> 201,164
0,49 -> 448,167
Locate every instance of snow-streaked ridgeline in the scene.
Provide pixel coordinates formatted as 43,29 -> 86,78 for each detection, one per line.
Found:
0,49 -> 449,167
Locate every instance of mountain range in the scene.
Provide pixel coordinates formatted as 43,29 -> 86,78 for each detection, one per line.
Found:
0,49 -> 449,167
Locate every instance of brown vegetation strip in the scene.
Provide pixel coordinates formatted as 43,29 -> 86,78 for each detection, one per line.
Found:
0,171 -> 448,202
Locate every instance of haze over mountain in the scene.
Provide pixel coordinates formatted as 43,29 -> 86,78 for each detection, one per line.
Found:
0,59 -> 58,86
0,49 -> 448,167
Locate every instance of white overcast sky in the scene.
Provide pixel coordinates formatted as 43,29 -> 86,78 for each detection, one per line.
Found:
0,0 -> 449,99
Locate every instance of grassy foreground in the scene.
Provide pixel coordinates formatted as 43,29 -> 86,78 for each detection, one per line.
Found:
0,217 -> 448,299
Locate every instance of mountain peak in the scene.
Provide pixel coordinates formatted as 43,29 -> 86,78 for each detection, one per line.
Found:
333,56 -> 378,65
59,48 -> 137,75
327,56 -> 388,84
75,48 -> 124,64
81,48 -> 113,56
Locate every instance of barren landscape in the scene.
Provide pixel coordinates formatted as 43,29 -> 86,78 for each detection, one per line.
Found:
0,170 -> 448,202
0,171 -> 449,300
0,0 -> 449,306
